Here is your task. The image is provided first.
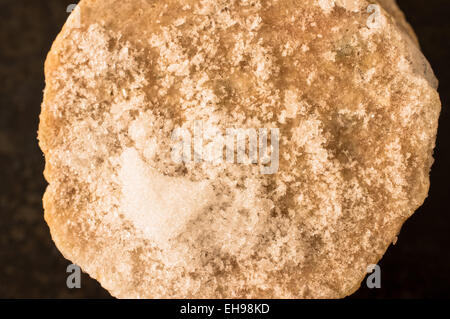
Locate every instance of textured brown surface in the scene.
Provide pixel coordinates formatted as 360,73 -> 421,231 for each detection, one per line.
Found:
39,0 -> 441,298
377,0 -> 419,45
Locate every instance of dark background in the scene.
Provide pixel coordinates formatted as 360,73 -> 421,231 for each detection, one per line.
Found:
0,0 -> 448,299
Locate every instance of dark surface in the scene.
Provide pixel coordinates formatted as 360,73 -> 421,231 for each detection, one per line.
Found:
0,0 -> 448,298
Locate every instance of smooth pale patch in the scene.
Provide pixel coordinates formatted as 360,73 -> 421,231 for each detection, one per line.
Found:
317,0 -> 361,13
119,148 -> 213,247
335,0 -> 361,12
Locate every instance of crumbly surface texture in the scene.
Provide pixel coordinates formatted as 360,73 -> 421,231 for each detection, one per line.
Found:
39,0 -> 441,298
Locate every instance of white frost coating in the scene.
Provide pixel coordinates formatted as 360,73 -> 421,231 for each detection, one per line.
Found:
119,148 -> 213,247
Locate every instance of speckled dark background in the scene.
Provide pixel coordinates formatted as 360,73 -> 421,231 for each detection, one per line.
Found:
0,0 -> 448,299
